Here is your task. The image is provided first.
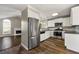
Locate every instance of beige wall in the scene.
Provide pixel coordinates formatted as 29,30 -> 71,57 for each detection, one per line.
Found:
0,16 -> 21,35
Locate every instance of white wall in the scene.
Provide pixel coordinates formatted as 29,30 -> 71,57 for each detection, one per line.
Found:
0,16 -> 21,35
10,16 -> 21,34
21,7 -> 29,50
0,20 -> 3,35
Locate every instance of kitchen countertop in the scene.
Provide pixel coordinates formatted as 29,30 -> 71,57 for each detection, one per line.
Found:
40,28 -> 79,34
65,31 -> 79,34
40,29 -> 79,34
0,34 -> 21,37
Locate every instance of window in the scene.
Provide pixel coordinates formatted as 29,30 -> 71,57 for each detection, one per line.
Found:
3,19 -> 11,34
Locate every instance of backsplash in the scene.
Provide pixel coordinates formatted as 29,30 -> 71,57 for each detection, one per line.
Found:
63,26 -> 76,31
63,26 -> 79,32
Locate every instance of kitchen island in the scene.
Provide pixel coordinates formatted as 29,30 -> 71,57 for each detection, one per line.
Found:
0,34 -> 21,50
65,31 -> 79,52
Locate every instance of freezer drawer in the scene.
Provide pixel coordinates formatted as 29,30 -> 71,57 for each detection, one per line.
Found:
29,36 -> 38,49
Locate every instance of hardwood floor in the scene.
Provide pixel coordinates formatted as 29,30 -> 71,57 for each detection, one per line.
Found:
0,37 -> 78,54
0,36 -> 21,53
19,37 -> 78,54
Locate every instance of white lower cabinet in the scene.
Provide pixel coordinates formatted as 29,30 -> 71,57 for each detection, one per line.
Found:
50,31 -> 54,37
40,34 -> 45,41
65,33 -> 79,52
40,31 -> 51,42
45,31 -> 50,39
62,31 -> 65,39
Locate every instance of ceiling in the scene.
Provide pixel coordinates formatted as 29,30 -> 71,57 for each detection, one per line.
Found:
0,4 -> 77,19
0,4 -> 27,19
30,4 -> 77,19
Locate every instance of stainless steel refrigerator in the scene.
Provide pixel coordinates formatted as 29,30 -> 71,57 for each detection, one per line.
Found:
28,17 -> 40,49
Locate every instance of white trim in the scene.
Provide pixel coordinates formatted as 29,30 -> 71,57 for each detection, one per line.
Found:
21,43 -> 28,50
14,28 -> 21,34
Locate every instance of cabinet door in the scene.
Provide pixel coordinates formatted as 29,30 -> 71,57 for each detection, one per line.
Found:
65,34 -> 70,46
48,20 -> 55,27
40,34 -> 45,41
40,20 -> 48,29
71,6 -> 79,25
63,17 -> 71,26
50,31 -> 54,37
45,31 -> 50,39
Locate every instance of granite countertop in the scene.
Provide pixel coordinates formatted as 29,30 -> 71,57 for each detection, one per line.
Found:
40,28 -> 79,34
65,31 -> 79,34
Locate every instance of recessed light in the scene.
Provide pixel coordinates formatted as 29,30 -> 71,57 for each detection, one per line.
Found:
52,13 -> 58,16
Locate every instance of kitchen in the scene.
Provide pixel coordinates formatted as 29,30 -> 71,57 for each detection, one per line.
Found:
21,4 -> 79,53
0,4 -> 79,54
41,6 -> 79,53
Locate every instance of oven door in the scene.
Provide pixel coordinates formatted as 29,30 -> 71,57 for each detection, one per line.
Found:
54,31 -> 62,36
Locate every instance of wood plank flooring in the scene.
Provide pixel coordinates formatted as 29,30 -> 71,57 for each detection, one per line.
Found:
19,37 -> 78,54
0,37 -> 78,54
0,36 -> 21,54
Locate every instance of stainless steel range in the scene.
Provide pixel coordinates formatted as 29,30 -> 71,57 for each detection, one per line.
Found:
54,23 -> 63,37
54,28 -> 63,37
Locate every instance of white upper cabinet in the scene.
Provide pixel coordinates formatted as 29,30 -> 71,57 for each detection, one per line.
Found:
54,18 -> 63,23
63,17 -> 72,26
55,17 -> 71,26
71,6 -> 79,25
40,20 -> 48,29
48,20 -> 55,27
48,17 -> 71,27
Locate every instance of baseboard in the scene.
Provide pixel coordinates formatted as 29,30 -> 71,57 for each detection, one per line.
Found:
21,43 -> 28,50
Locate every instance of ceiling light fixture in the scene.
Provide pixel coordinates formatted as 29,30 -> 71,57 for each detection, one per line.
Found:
52,13 -> 58,16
